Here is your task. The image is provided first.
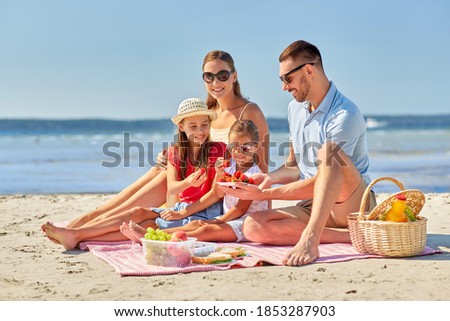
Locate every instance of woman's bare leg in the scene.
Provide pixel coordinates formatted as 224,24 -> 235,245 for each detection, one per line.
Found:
66,168 -> 167,228
43,207 -> 159,249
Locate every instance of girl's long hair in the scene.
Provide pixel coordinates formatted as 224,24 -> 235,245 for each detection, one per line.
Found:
202,50 -> 243,109
175,126 -> 211,180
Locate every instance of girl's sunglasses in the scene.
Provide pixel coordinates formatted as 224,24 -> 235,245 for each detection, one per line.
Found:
202,69 -> 235,83
227,141 -> 259,155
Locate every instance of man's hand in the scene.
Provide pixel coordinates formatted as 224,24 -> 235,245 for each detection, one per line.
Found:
282,230 -> 320,266
251,172 -> 273,189
218,182 -> 264,200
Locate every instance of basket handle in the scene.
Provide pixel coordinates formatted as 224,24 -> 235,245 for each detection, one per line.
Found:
359,176 -> 405,220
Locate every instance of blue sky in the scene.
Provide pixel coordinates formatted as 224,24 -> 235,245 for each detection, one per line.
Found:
1,0 -> 449,119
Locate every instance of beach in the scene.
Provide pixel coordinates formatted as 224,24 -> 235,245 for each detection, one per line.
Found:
1,193 -> 449,301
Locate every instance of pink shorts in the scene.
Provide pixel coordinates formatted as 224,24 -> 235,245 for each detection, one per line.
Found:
280,179 -> 377,228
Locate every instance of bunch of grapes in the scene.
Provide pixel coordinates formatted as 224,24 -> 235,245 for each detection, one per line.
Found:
144,227 -> 171,241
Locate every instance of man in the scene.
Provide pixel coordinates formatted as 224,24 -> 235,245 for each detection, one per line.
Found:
219,40 -> 375,266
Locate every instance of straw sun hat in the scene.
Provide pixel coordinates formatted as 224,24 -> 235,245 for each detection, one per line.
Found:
171,98 -> 217,125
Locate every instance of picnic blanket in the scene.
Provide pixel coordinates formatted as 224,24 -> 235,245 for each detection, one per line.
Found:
78,241 -> 440,277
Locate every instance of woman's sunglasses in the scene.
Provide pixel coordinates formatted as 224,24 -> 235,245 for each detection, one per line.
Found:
202,69 -> 235,83
227,141 -> 259,155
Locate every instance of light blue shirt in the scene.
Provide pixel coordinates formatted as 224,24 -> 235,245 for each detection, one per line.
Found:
287,81 -> 371,184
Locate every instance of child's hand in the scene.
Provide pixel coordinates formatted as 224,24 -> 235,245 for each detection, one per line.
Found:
185,168 -> 207,187
214,157 -> 230,177
217,157 -> 231,168
156,149 -> 167,169
159,209 -> 186,221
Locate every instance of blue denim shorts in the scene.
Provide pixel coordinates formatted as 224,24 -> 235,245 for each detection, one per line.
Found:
153,200 -> 223,229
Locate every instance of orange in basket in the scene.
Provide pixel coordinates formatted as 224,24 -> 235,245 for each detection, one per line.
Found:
348,177 -> 427,257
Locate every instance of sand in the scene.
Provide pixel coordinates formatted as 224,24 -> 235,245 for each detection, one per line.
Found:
0,193 -> 449,301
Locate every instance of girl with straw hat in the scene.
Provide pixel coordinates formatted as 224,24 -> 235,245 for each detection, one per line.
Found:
42,98 -> 227,249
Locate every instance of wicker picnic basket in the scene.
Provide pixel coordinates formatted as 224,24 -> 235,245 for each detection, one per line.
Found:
348,177 -> 427,257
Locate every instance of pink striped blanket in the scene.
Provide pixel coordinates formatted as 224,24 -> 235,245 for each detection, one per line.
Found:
78,241 -> 440,277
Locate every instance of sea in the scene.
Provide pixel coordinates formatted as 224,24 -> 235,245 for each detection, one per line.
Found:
1,115 -> 449,195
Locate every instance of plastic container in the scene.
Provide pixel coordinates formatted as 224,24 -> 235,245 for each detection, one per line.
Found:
142,237 -> 196,267
194,242 -> 216,257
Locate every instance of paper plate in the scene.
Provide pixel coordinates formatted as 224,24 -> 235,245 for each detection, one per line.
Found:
216,182 -> 239,187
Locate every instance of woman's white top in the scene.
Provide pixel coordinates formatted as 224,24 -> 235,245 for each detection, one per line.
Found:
209,103 -> 253,144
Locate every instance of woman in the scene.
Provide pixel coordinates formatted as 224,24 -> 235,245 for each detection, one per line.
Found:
42,50 -> 269,243
202,50 -> 269,172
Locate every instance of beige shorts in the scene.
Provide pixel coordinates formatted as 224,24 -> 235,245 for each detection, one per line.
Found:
280,179 -> 377,228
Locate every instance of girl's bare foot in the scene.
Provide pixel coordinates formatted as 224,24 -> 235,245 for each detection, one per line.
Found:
128,220 -> 146,242
120,222 -> 140,243
43,221 -> 79,250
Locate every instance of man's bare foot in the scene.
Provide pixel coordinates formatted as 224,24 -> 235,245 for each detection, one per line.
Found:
282,234 -> 320,266
128,220 -> 146,242
43,221 -> 79,250
120,222 -> 141,243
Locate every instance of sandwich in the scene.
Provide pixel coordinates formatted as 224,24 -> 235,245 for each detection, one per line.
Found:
215,246 -> 246,258
192,246 -> 247,264
192,252 -> 233,265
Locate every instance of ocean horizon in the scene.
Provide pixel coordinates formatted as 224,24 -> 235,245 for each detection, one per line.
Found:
1,115 -> 449,195
2,114 -> 450,134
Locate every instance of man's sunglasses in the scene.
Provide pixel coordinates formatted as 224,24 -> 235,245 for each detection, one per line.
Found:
279,62 -> 314,84
202,69 -> 235,83
227,141 -> 259,155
